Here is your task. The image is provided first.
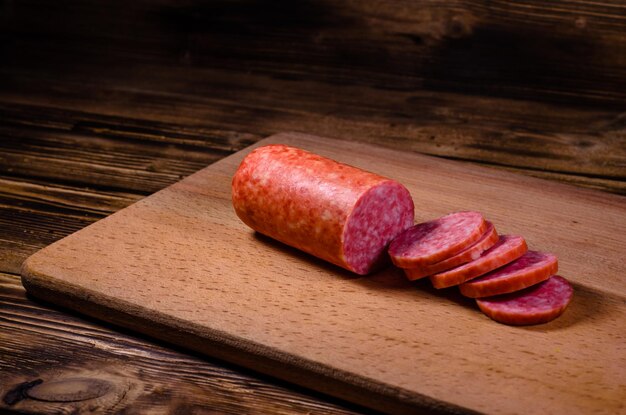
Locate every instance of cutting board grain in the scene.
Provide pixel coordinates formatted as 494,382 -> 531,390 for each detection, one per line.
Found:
21,133 -> 626,415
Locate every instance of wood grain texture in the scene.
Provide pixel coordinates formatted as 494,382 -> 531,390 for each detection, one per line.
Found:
0,272 -> 366,415
1,0 -> 626,197
1,89 -> 625,196
0,174 -> 128,274
3,0 -> 626,106
21,133 -> 626,415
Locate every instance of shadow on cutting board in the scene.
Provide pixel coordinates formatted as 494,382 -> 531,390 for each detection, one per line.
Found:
253,232 -> 618,331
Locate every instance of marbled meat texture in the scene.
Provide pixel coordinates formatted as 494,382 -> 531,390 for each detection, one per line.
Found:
460,251 -> 558,298
476,275 -> 573,325
404,221 -> 498,280
430,235 -> 528,289
388,211 -> 487,269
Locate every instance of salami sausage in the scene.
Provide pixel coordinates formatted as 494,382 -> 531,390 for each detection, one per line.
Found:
476,275 -> 573,325
429,235 -> 527,289
404,221 -> 498,280
388,211 -> 487,269
459,251 -> 558,298
232,145 -> 415,275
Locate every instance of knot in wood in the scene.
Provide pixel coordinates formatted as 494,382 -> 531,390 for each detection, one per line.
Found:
26,377 -> 113,402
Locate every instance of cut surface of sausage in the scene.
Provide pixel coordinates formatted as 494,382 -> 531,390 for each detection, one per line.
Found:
476,275 -> 573,325
343,181 -> 416,273
429,235 -> 527,289
404,221 -> 498,280
232,144 -> 415,275
388,211 -> 486,269
459,250 -> 558,298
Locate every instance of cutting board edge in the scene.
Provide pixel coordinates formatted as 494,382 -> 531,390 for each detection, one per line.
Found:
20,259 -> 476,415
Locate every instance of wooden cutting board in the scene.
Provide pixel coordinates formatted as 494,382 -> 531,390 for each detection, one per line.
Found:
21,133 -> 625,415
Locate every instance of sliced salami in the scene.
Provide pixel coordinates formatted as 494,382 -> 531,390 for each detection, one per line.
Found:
429,235 -> 527,289
459,250 -> 558,298
388,211 -> 487,269
232,145 -> 415,275
476,275 -> 573,325
404,221 -> 498,280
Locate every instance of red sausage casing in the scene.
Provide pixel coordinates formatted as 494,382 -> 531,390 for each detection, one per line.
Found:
232,145 -> 414,274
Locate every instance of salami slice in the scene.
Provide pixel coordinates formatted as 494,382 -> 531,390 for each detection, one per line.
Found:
476,275 -> 573,325
388,211 -> 487,269
429,235 -> 527,289
232,144 -> 415,275
404,221 -> 498,280
459,251 -> 558,298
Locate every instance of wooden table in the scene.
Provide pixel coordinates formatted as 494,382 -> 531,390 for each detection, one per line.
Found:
1,1 -> 624,414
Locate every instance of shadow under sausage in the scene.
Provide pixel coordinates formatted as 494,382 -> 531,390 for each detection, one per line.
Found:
514,282 -> 620,331
253,232 -> 470,303
252,232 -> 359,281
252,233 -> 618,329
413,278 -> 477,310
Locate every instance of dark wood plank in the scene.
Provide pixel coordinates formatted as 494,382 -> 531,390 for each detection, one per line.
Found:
0,272 -> 367,414
0,178 -> 108,274
0,176 -> 139,217
1,86 -> 624,194
2,0 -> 626,106
466,164 -> 626,194
2,0 -> 625,196
0,104 -> 260,194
